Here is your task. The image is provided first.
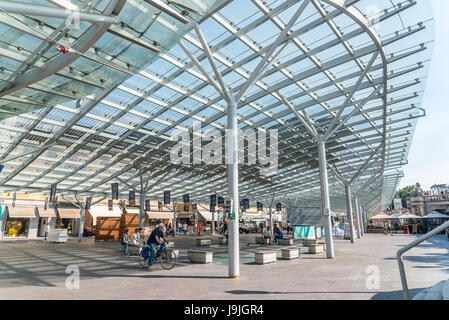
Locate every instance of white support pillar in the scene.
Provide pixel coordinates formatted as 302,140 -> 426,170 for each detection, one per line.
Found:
269,206 -> 273,236
365,208 -> 369,233
269,194 -> 275,235
344,184 -> 356,243
317,138 -> 335,258
79,207 -> 85,242
227,95 -> 240,278
354,197 -> 363,239
212,211 -> 215,235
139,192 -> 145,229
359,201 -> 365,236
172,202 -> 177,236
139,169 -> 145,229
354,197 -> 362,238
363,207 -> 368,233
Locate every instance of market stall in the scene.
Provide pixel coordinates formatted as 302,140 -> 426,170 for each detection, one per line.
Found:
3,206 -> 37,238
36,206 -> 56,237
56,207 -> 81,236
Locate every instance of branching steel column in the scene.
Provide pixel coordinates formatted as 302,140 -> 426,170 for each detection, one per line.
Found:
269,194 -> 275,236
344,184 -> 356,243
172,201 -> 177,236
212,207 -> 215,235
317,138 -> 335,258
363,207 -> 368,233
139,167 -> 145,229
79,206 -> 86,242
227,95 -> 240,278
359,200 -> 365,236
354,196 -> 362,238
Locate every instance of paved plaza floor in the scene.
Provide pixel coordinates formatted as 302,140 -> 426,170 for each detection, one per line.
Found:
0,233 -> 448,300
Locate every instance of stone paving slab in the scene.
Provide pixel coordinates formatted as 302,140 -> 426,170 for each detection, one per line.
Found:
0,234 -> 448,300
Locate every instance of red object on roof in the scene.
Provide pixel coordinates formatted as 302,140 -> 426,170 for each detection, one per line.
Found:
57,46 -> 70,54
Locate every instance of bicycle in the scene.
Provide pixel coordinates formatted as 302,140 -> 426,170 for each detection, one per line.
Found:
138,243 -> 176,270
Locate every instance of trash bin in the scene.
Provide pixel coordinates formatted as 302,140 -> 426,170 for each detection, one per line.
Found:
403,225 -> 410,234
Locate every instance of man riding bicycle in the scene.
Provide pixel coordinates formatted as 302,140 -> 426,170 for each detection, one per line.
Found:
147,223 -> 168,266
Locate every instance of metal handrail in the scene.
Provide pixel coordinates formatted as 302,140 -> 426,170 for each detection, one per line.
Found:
397,220 -> 449,300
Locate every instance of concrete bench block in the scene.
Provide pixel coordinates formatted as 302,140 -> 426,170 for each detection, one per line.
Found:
169,249 -> 179,259
124,245 -> 141,255
302,239 -> 319,246
196,239 -> 211,246
297,246 -> 309,254
254,251 -> 277,264
187,250 -> 213,264
308,244 -> 324,254
255,237 -> 270,245
278,238 -> 294,245
281,247 -> 300,260
217,237 -> 227,245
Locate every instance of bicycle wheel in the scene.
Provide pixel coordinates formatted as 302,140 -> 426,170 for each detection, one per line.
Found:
138,249 -> 150,269
159,248 -> 176,270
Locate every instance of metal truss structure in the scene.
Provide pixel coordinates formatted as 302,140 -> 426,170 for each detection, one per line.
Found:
0,0 -> 434,273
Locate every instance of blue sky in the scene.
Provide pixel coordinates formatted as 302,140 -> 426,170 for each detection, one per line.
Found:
399,0 -> 449,190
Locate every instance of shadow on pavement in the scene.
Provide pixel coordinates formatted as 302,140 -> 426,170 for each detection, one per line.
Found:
371,288 -> 424,300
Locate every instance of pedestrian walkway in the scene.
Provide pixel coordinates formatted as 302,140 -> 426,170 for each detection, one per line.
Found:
0,234 -> 448,300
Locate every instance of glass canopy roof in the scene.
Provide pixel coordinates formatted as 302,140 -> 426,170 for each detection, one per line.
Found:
0,0 -> 434,215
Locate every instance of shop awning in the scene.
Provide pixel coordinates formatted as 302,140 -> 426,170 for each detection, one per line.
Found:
89,205 -> 122,224
57,208 -> 80,219
372,214 -> 394,219
6,206 -> 37,218
125,207 -> 140,214
89,205 -> 122,217
198,211 -> 213,221
37,208 -> 56,218
146,211 -> 173,220
177,213 -> 193,219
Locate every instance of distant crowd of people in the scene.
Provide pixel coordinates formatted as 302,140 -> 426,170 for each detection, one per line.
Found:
121,219 -> 295,255
261,220 -> 294,245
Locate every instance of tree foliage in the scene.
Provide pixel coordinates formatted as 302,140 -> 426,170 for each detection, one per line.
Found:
394,184 -> 419,208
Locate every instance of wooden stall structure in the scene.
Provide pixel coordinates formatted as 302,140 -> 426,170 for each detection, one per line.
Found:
95,217 -> 121,241
95,208 -> 150,242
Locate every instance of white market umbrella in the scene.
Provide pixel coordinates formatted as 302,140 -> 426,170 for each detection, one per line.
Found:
397,213 -> 423,219
424,211 -> 449,219
372,214 -> 394,219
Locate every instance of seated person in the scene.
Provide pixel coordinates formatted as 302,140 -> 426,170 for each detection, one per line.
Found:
263,227 -> 271,243
273,228 -> 284,245
147,223 -> 168,266
131,228 -> 143,247
121,229 -> 131,255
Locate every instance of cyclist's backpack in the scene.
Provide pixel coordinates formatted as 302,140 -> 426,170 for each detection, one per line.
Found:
141,247 -> 150,259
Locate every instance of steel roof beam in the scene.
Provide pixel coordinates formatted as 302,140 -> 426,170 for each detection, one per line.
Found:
0,0 -> 121,24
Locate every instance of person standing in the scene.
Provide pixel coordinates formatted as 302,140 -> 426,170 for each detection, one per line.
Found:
121,229 -> 131,255
182,222 -> 187,236
43,222 -> 50,241
386,221 -> 393,236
